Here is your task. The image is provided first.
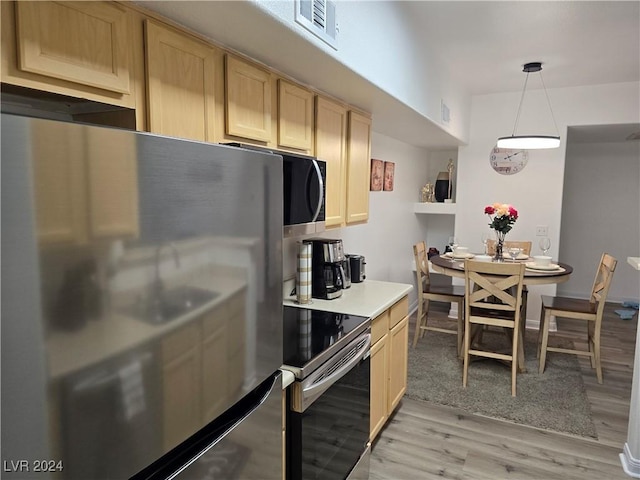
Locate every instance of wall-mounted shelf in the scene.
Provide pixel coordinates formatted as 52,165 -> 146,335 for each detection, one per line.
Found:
413,202 -> 456,215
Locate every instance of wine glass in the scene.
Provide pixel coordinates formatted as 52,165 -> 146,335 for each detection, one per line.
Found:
447,236 -> 459,255
480,232 -> 491,255
539,237 -> 551,256
508,246 -> 522,262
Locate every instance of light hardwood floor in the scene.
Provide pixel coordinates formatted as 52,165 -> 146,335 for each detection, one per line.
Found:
370,303 -> 637,480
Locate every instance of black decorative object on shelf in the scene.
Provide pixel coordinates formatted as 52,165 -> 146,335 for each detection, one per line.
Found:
434,172 -> 449,202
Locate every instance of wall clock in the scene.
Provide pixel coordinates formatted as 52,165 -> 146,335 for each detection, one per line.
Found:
489,146 -> 529,175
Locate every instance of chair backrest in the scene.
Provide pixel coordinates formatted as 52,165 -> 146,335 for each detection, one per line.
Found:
486,240 -> 532,256
590,253 -> 617,314
413,241 -> 431,292
463,260 -> 526,316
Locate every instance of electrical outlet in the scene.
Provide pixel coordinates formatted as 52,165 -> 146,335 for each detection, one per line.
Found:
536,226 -> 548,236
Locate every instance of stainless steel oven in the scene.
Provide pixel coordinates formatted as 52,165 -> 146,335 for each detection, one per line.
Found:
282,306 -> 371,480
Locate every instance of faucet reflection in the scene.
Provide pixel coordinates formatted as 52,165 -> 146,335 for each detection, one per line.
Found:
151,243 -> 181,302
122,243 -> 219,325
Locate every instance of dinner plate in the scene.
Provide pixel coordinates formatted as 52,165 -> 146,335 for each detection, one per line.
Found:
516,253 -> 529,260
525,262 -> 561,271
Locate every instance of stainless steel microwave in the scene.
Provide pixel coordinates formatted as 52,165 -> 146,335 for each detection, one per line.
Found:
223,144 -> 326,237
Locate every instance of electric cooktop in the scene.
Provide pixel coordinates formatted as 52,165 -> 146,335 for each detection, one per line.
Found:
282,305 -> 370,379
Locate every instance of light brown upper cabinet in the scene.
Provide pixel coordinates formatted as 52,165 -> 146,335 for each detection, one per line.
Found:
278,79 -> 314,153
225,55 -> 272,143
3,1 -> 136,108
315,97 -> 348,228
346,111 -> 372,225
145,20 -> 219,142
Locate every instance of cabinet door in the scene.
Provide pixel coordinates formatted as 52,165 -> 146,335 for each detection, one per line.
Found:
162,323 -> 203,451
388,315 -> 409,414
315,96 -> 347,228
15,1 -> 131,94
369,335 -> 388,441
225,55 -> 272,142
32,119 -> 88,245
145,19 -> 218,142
85,128 -> 139,239
278,79 -> 313,152
346,111 -> 372,225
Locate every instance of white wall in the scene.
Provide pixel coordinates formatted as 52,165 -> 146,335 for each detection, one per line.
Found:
559,140 -> 640,302
283,131 -> 431,307
252,0 -> 469,142
455,81 -> 640,320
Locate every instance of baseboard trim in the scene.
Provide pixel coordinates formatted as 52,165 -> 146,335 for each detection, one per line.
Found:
621,443 -> 640,478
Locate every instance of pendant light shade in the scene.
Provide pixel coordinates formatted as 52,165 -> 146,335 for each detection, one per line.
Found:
497,135 -> 560,149
497,62 -> 560,149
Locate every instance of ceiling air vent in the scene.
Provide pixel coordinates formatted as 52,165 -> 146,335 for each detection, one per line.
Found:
295,0 -> 338,50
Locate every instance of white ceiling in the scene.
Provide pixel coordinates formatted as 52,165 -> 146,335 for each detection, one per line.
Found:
138,1 -> 640,147
404,1 -> 640,96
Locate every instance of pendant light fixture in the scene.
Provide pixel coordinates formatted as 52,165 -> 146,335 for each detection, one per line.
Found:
497,62 -> 561,149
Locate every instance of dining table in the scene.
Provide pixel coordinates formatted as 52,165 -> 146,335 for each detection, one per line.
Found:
429,253 -> 574,372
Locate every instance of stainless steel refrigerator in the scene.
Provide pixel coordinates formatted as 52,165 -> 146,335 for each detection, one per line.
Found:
1,113 -> 284,479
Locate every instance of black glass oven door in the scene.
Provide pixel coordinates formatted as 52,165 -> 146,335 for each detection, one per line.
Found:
287,356 -> 370,480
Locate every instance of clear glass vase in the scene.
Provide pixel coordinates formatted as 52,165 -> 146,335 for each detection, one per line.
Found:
494,233 -> 505,262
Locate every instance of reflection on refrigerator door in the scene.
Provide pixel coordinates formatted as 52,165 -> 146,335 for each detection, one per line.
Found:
62,349 -> 162,479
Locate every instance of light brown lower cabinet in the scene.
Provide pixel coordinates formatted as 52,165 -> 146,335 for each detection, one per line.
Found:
369,295 -> 409,441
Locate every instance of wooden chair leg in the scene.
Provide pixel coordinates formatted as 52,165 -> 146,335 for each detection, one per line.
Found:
511,324 -> 519,397
593,328 -> 603,384
462,317 -> 471,388
421,298 -> 430,340
412,298 -> 424,348
537,305 -> 546,359
538,309 -> 552,374
587,321 -> 596,367
517,326 -> 526,373
521,286 -> 529,328
456,299 -> 464,359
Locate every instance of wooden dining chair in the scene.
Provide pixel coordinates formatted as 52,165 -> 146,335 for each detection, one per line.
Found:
537,253 -> 617,384
486,240 -> 532,256
486,239 -> 532,318
412,241 -> 465,356
463,260 -> 526,396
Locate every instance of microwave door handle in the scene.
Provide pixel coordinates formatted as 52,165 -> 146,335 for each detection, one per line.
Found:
310,159 -> 324,222
301,334 -> 370,401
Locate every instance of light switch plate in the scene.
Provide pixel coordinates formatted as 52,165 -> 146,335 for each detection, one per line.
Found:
536,225 -> 548,236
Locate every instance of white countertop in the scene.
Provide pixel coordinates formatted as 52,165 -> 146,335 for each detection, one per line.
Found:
628,257 -> 640,271
284,279 -> 413,319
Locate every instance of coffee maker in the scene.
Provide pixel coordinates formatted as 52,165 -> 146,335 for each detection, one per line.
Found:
310,238 -> 346,300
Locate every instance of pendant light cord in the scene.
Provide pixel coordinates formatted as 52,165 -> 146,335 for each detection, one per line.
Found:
511,72 -> 530,137
539,71 -> 560,136
511,68 -> 560,137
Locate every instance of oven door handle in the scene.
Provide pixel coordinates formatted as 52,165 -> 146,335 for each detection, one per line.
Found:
301,333 -> 370,402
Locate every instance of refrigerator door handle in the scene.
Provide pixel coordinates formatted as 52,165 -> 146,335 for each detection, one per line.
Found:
164,372 -> 282,480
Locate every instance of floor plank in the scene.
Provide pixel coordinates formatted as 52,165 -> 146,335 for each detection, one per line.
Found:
370,303 -> 637,479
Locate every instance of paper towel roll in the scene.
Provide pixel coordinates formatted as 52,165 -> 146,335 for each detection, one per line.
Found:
298,308 -> 312,361
296,241 -> 312,304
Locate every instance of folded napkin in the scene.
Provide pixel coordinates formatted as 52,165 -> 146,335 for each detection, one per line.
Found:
622,301 -> 639,310
615,309 -> 637,320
